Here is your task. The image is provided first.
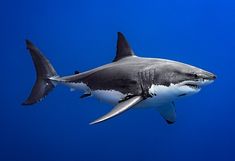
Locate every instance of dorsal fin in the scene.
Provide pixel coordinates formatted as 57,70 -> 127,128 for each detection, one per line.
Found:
113,32 -> 135,62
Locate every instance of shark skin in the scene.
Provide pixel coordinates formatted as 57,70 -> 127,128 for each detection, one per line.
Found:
22,32 -> 216,125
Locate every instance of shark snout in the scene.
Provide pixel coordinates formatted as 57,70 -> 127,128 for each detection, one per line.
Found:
210,73 -> 217,80
198,71 -> 216,81
192,70 -> 216,87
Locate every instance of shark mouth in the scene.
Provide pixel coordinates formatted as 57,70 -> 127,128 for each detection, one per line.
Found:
181,78 -> 214,90
177,80 -> 200,90
184,83 -> 200,89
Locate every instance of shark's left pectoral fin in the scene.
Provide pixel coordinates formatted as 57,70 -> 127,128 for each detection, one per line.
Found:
90,96 -> 143,125
157,102 -> 176,124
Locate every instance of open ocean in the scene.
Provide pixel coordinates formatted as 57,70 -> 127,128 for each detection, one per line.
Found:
0,0 -> 234,161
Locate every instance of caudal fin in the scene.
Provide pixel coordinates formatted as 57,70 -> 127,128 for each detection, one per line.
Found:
22,40 -> 58,105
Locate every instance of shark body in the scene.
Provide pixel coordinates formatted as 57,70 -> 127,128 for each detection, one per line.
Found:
23,32 -> 216,124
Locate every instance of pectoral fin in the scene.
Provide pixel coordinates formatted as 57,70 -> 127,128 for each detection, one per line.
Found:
90,96 -> 143,125
157,102 -> 176,124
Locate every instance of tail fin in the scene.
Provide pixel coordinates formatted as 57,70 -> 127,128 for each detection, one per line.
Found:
22,40 -> 58,105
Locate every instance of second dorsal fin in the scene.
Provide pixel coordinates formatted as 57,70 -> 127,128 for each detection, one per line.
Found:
113,32 -> 135,62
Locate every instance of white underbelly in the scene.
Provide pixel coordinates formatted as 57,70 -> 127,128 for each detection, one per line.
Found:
90,83 -> 195,108
92,90 -> 126,104
137,95 -> 173,108
64,82 -> 196,108
92,89 -> 173,108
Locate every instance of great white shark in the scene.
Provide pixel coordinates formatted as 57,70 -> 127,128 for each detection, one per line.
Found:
22,32 -> 216,125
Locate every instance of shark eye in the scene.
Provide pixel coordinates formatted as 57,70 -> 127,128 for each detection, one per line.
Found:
186,73 -> 198,78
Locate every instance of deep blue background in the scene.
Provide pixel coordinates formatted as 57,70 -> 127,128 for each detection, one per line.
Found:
0,0 -> 234,161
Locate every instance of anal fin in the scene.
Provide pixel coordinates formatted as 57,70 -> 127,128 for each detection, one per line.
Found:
90,96 -> 143,125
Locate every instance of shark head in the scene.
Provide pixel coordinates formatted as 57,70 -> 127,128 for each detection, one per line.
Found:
179,69 -> 216,88
149,59 -> 216,98
162,60 -> 216,96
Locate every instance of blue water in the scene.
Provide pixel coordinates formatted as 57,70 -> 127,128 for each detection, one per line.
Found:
0,0 -> 235,161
